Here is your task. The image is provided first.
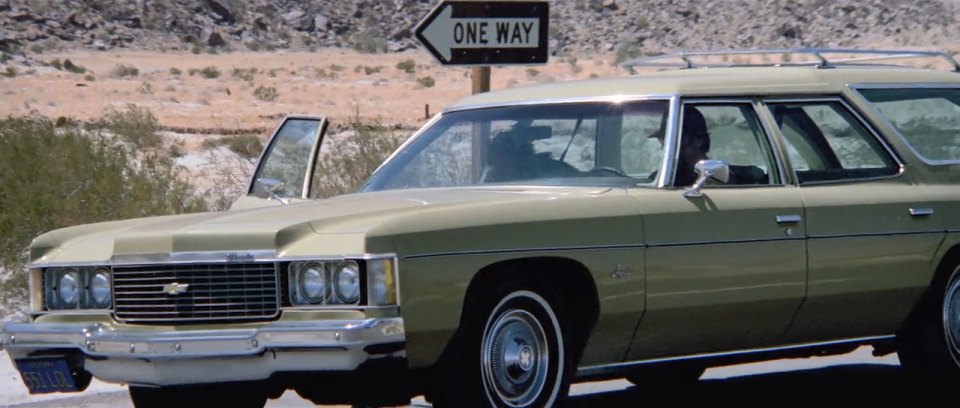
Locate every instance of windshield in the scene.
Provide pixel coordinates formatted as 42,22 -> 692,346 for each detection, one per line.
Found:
361,100 -> 669,192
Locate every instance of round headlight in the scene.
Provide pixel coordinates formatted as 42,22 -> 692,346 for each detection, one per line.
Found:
89,269 -> 111,308
334,262 -> 361,304
300,264 -> 327,303
57,270 -> 80,308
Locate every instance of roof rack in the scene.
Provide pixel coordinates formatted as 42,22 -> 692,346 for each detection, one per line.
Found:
621,48 -> 960,74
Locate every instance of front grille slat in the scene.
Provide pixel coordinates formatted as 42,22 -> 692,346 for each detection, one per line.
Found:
112,262 -> 280,325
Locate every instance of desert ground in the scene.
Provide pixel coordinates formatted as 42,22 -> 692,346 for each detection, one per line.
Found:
0,49 -> 621,133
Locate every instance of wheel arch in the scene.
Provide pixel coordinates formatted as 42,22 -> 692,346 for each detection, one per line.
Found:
458,257 -> 600,366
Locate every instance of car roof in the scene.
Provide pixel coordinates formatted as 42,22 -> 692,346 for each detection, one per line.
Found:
446,67 -> 960,111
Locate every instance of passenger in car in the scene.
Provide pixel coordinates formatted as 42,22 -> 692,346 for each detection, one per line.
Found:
483,125 -> 579,182
675,106 -> 711,186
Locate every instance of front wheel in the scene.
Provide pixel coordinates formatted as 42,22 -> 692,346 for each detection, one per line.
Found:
434,288 -> 571,407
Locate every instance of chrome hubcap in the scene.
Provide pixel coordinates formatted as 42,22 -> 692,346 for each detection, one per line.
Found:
482,309 -> 549,407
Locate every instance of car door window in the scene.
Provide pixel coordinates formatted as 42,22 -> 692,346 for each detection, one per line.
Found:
769,101 -> 899,183
673,103 -> 780,186
250,118 -> 324,198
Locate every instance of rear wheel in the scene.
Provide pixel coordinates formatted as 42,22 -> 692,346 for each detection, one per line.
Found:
433,287 -> 572,407
129,383 -> 267,408
896,263 -> 960,378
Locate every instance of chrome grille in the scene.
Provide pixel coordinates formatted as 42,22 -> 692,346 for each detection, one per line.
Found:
113,263 -> 280,324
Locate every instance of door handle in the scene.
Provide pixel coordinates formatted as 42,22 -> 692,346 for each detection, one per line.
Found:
776,214 -> 802,224
909,208 -> 934,217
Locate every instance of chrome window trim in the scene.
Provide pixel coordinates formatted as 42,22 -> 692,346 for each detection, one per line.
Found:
28,252 -> 398,268
442,94 -> 678,114
656,96 -> 681,188
761,96 -> 906,185
849,83 -> 960,166
673,98 -> 789,187
576,334 -> 895,379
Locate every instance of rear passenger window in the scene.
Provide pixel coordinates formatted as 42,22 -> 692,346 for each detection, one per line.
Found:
769,101 -> 898,183
858,88 -> 960,162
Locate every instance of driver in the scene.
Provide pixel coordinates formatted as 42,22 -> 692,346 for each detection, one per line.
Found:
674,106 -> 711,186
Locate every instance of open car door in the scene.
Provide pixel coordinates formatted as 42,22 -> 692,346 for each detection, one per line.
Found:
230,115 -> 328,210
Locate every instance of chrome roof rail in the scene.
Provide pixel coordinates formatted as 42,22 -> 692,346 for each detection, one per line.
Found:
621,48 -> 960,74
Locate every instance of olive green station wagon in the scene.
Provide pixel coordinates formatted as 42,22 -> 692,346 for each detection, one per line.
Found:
4,48 -> 960,407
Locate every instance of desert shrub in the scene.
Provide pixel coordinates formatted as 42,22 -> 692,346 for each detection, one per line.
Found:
526,68 -> 540,78
352,29 -> 388,54
363,65 -> 383,75
110,63 -> 139,78
311,109 -> 404,198
50,58 -> 63,70
396,59 -> 416,74
315,67 -> 338,79
231,67 -> 257,81
138,82 -> 155,95
169,67 -> 182,75
201,134 -> 263,160
189,66 -> 221,79
2,66 -> 16,78
417,76 -> 436,88
253,86 -> 279,102
63,59 -> 86,74
84,74 -> 95,81
0,117 -> 207,313
614,35 -> 643,64
97,104 -> 162,148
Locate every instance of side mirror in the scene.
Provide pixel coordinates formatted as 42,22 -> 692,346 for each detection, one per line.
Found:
252,178 -> 289,204
683,159 -> 730,198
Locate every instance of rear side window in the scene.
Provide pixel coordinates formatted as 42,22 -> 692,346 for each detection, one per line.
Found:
769,101 -> 899,183
859,88 -> 960,162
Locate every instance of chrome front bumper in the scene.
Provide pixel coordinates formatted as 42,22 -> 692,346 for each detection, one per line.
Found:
0,318 -> 405,387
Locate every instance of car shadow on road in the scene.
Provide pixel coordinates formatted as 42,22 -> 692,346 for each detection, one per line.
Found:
564,365 -> 945,406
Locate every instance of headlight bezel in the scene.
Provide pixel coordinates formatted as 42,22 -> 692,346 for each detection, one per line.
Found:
43,267 -> 114,311
286,255 -> 397,308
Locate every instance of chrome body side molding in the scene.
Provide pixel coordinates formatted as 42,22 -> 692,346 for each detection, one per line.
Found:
575,335 -> 895,380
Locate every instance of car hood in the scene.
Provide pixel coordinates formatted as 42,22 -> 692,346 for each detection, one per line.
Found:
30,186 -> 616,265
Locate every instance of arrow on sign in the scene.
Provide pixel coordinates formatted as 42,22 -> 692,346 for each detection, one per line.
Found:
415,1 -> 549,66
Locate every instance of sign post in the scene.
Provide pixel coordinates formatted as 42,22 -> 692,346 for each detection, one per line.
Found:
415,1 -> 549,94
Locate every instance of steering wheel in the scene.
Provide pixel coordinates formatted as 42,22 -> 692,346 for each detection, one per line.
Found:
588,166 -> 628,177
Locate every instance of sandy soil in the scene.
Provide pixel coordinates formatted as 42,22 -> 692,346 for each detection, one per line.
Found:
0,49 -> 623,132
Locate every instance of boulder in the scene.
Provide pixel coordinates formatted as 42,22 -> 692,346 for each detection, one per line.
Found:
206,0 -> 235,24
206,29 -> 226,47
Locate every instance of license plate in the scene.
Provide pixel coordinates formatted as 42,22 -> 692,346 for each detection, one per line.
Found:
14,357 -> 79,394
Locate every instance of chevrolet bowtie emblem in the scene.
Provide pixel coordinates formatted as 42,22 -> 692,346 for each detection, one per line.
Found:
162,282 -> 190,295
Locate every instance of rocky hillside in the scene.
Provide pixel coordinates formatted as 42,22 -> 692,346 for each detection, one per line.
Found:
1,0 -> 959,58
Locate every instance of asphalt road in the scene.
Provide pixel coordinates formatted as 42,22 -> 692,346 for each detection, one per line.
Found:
2,346 -> 930,407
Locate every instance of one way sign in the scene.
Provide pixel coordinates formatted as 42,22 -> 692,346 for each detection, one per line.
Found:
415,1 -> 549,66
